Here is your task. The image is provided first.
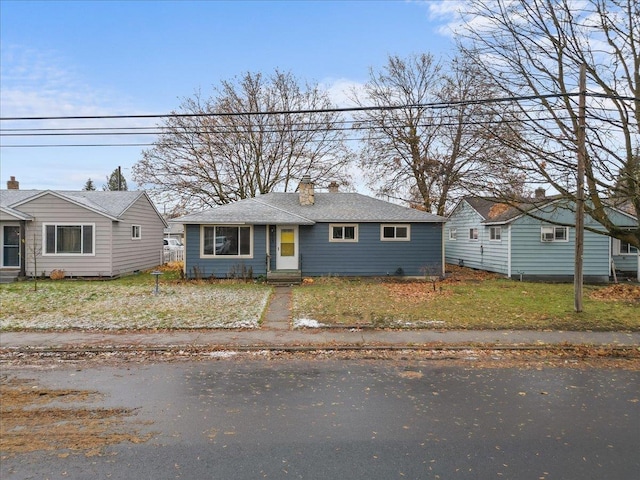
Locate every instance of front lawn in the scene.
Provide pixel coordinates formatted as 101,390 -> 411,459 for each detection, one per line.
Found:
0,269 -> 271,331
292,274 -> 640,331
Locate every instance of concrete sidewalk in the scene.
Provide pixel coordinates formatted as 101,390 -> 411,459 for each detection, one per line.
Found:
1,286 -> 638,351
1,329 -> 639,351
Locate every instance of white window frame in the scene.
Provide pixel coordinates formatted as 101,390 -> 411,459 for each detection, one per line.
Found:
380,224 -> 411,241
449,228 -> 457,241
489,226 -> 501,241
469,228 -> 479,241
131,225 -> 141,240
329,224 -> 358,243
201,225 -> 253,258
541,226 -> 569,243
43,223 -> 96,256
618,239 -> 638,255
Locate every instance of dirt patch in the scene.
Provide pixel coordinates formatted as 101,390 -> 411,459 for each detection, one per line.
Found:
0,377 -> 153,457
589,284 -> 640,302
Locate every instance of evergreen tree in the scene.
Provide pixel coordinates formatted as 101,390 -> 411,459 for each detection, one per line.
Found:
103,168 -> 128,191
83,178 -> 96,191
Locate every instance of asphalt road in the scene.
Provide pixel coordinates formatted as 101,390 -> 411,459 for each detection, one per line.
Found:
2,356 -> 639,480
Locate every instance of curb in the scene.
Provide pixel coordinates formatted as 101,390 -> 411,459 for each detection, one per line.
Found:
2,343 -> 639,356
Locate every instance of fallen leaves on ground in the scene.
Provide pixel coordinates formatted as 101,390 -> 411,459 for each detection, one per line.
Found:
383,282 -> 452,303
0,377 -> 153,456
589,284 -> 640,302
442,265 -> 503,283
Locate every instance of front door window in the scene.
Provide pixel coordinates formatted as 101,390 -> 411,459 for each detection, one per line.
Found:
280,228 -> 295,257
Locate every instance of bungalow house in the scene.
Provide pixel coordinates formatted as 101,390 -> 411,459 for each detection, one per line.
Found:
174,176 -> 446,282
445,191 -> 638,283
0,177 -> 167,282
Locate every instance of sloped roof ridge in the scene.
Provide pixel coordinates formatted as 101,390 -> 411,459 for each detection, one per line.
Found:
251,196 -> 315,223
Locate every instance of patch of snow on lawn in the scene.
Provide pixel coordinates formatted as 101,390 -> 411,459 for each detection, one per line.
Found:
294,318 -> 325,328
0,284 -> 271,331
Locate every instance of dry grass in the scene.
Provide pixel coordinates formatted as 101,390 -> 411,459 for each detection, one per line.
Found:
292,266 -> 640,331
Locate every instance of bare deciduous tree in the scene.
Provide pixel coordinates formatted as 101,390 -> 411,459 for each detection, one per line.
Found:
456,0 -> 640,247
351,53 -> 518,216
133,70 -> 353,212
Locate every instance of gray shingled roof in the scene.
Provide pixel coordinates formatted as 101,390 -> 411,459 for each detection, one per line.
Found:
0,190 -> 151,220
464,196 -> 568,224
176,192 -> 446,224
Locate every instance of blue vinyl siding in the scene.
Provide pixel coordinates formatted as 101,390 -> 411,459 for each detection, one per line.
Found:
445,201 -> 508,273
612,251 -> 638,274
510,222 -> 609,280
299,222 -> 443,277
445,198 -> 636,281
510,210 -> 611,280
184,224 -> 267,278
185,222 -> 443,278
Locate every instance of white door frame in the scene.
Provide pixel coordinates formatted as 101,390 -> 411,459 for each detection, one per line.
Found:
276,225 -> 299,270
1,224 -> 21,268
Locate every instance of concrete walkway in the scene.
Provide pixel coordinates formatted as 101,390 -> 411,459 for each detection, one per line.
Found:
1,285 -> 639,351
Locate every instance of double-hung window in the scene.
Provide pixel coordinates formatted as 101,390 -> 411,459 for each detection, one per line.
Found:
330,224 -> 358,242
541,226 -> 568,242
619,240 -> 638,255
381,224 -> 410,241
44,224 -> 94,255
202,225 -> 252,257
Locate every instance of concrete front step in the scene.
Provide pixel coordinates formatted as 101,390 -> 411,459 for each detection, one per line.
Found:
0,270 -> 20,284
267,270 -> 302,286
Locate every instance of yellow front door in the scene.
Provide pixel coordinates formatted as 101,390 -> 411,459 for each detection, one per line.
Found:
276,226 -> 298,270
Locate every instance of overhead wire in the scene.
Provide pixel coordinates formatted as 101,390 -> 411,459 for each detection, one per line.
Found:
0,92 -> 636,148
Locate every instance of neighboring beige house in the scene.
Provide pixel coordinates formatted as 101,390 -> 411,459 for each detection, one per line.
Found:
0,178 -> 167,282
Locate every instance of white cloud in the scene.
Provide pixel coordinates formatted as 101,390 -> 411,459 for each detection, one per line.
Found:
320,77 -> 365,109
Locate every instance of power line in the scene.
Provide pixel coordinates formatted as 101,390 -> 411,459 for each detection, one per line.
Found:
0,93 -> 586,122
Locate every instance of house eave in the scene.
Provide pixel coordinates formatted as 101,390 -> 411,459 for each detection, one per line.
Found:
0,206 -> 33,221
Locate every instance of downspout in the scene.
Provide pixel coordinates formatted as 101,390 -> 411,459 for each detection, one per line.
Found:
608,236 -> 612,281
441,222 -> 446,277
507,223 -> 511,278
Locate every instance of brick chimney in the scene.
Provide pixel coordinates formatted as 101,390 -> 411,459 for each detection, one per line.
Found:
298,175 -> 315,206
328,181 -> 340,193
534,187 -> 545,199
7,176 -> 19,190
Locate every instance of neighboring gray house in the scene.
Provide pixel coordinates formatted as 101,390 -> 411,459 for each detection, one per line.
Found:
0,180 -> 167,282
174,177 -> 446,282
445,193 -> 638,283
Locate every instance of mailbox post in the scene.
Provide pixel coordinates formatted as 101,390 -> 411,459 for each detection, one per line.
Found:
150,270 -> 163,295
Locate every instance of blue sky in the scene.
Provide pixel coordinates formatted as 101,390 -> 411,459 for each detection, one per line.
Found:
1,0 -> 457,191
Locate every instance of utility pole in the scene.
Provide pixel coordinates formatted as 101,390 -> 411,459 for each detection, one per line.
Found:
574,64 -> 586,313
